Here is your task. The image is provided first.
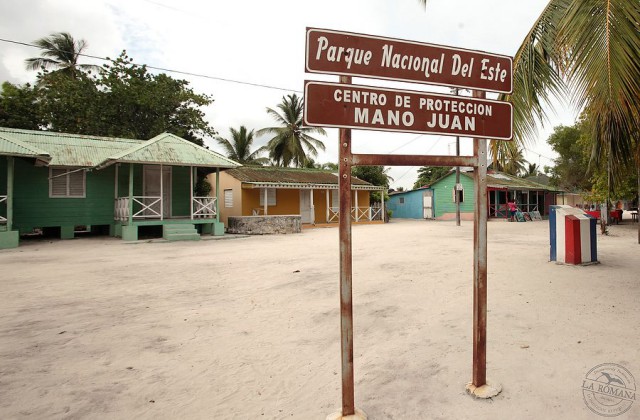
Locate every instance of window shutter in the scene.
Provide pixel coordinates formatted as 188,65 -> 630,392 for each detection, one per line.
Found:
50,169 -> 68,197
224,189 -> 233,208
68,170 -> 85,197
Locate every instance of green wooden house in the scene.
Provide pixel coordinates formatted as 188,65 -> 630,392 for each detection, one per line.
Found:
0,127 -> 240,249
426,169 -> 560,220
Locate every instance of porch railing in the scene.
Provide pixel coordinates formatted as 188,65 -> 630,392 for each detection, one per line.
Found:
192,197 -> 216,219
328,206 -> 382,223
114,196 -> 162,220
0,195 -> 6,223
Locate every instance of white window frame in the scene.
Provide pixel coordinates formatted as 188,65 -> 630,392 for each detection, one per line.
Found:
452,187 -> 464,203
49,167 -> 86,198
259,188 -> 277,206
224,189 -> 233,208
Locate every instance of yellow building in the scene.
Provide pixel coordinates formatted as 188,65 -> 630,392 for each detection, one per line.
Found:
210,166 -> 385,227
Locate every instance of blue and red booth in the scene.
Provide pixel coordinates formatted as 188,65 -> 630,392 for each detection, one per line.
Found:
549,205 -> 598,265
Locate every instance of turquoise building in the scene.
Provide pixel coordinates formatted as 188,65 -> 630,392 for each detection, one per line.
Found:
388,170 -> 559,221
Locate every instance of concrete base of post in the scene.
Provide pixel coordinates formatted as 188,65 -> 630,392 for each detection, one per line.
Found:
326,408 -> 368,420
465,380 -> 502,399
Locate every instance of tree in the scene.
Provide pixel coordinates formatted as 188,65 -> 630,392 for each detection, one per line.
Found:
319,162 -> 339,170
523,163 -> 540,178
216,126 -> 268,165
0,82 -> 42,129
413,166 -> 452,189
36,69 -> 101,134
22,51 -> 215,144
501,144 -> 527,176
351,166 -> 392,203
258,93 -> 326,167
25,32 -> 101,78
546,123 -> 593,192
95,52 -> 215,143
351,166 -> 393,188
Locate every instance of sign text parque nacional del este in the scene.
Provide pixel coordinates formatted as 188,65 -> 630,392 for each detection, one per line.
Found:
306,28 -> 513,94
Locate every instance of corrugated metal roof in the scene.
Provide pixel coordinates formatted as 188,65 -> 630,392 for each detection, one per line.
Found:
0,127 -> 139,166
0,131 -> 51,163
99,133 -> 239,168
226,166 -> 375,187
0,127 -> 240,169
459,171 -> 560,191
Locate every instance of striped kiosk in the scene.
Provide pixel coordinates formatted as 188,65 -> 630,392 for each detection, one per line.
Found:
549,205 -> 598,265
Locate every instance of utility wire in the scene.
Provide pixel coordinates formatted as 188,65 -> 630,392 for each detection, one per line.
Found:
0,37 -> 301,93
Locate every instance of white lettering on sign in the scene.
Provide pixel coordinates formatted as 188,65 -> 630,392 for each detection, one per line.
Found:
426,114 -> 475,131
315,36 -> 372,69
418,98 -> 492,116
355,108 -> 414,127
306,29 -> 514,93
451,54 -> 474,78
480,58 -> 507,82
380,44 -> 445,79
334,89 -> 387,106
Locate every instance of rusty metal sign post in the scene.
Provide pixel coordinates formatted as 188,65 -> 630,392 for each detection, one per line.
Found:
308,28 -> 511,419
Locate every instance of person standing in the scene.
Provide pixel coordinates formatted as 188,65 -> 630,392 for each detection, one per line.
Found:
508,200 -> 517,222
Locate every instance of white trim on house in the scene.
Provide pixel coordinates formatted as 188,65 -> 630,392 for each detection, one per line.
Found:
242,181 -> 382,191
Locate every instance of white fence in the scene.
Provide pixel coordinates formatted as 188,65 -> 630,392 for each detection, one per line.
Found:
114,196 -> 161,220
115,196 -> 217,220
192,197 -> 217,218
328,206 -> 383,223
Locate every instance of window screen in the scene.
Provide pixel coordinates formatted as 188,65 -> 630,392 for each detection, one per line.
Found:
259,188 -> 276,206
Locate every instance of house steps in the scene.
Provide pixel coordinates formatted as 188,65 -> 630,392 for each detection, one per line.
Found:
162,224 -> 200,241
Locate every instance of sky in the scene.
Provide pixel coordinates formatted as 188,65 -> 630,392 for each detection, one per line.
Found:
0,0 -> 578,190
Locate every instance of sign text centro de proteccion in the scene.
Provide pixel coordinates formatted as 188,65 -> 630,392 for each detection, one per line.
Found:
303,81 -> 513,140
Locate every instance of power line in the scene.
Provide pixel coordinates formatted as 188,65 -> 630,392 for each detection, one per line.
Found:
0,37 -> 301,93
523,146 -> 556,164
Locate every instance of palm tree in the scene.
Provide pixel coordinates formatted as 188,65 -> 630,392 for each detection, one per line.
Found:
523,163 -> 540,178
215,126 -> 269,165
257,93 -> 326,167
25,32 -> 101,78
502,145 -> 527,176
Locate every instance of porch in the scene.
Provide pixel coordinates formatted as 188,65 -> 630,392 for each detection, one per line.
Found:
243,183 -> 385,225
488,188 -> 552,219
112,163 -> 224,241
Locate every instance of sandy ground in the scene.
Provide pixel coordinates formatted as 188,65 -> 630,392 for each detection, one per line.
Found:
1,217 -> 639,420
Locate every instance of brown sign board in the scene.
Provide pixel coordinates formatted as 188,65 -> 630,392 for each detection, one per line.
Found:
304,81 -> 513,140
306,28 -> 513,94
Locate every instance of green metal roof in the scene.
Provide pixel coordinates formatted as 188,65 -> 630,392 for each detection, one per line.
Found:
0,127 -> 139,166
226,166 -> 381,190
0,127 -> 239,169
98,133 -> 239,169
0,131 -> 51,164
461,171 -> 560,192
